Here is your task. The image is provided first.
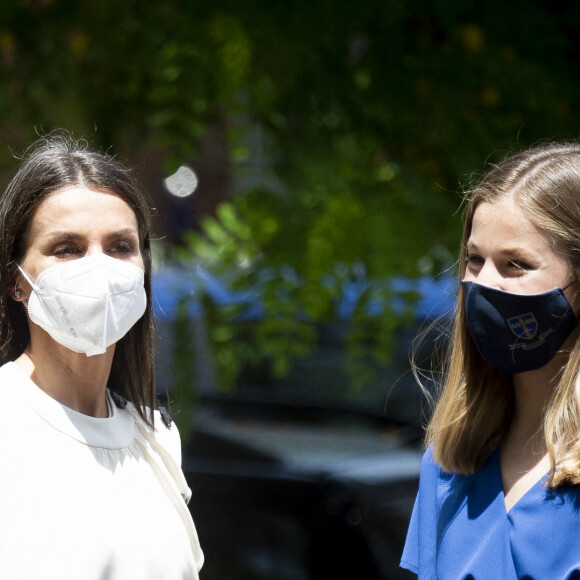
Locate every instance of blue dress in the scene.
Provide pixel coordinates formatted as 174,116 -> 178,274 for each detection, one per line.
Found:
400,447 -> 580,579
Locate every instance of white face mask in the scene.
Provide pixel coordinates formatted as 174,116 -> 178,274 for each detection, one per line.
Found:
18,254 -> 147,357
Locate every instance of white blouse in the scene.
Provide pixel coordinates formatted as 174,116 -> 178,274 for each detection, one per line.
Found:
0,361 -> 203,579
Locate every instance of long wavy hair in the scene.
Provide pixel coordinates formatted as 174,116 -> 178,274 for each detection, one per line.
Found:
0,132 -> 157,427
425,142 -> 580,487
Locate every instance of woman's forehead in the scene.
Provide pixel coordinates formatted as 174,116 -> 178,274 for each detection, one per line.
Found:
27,186 -> 139,240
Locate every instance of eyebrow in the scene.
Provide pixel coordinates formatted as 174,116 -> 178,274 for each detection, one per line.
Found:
466,240 -> 535,256
42,229 -> 139,241
105,229 -> 139,240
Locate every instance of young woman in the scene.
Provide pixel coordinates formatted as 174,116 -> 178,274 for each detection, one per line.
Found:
0,134 -> 203,579
401,143 -> 580,578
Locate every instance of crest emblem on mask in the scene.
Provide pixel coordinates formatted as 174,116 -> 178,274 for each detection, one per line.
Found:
507,312 -> 538,340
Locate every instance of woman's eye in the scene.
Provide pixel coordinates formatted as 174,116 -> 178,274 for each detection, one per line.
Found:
508,260 -> 529,271
53,246 -> 82,256
466,254 -> 483,265
109,241 -> 135,255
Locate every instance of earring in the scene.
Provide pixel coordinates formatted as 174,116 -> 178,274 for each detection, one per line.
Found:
14,289 -> 21,299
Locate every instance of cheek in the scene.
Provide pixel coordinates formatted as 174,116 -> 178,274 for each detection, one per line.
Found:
19,251 -> 48,284
132,250 -> 146,274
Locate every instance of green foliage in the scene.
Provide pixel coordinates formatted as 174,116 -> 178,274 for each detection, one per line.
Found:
2,0 -> 580,412
173,198 -> 421,397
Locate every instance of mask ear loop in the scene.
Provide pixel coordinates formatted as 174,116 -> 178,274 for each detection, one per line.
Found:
562,278 -> 580,322
16,265 -> 38,293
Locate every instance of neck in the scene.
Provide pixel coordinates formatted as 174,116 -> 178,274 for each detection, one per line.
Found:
509,355 -> 564,445
509,325 -> 578,444
15,331 -> 115,418
499,358 -> 563,505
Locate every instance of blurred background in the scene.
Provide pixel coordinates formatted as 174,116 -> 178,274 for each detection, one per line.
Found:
2,1 -> 580,578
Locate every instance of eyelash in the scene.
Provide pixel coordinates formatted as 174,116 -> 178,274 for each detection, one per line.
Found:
110,242 -> 135,254
53,246 -> 82,256
465,254 -> 482,264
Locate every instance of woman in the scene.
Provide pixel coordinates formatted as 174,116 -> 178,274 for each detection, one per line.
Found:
401,143 -> 580,578
0,134 -> 203,579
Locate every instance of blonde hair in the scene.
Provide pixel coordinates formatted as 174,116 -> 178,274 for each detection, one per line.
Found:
425,142 -> 580,487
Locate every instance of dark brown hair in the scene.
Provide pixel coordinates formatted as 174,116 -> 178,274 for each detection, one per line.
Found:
0,132 -> 157,427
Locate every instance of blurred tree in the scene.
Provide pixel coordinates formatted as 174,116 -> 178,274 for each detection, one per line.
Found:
1,0 -> 580,410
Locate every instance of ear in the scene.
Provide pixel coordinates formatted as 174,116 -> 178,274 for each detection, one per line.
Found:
9,265 -> 28,302
11,282 -> 25,302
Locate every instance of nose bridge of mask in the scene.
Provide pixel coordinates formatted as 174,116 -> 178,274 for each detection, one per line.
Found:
19,254 -> 131,296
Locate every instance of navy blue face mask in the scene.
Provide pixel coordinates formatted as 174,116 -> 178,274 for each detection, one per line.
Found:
461,280 -> 579,373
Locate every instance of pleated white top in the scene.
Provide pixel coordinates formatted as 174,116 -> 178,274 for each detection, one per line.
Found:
0,362 -> 203,580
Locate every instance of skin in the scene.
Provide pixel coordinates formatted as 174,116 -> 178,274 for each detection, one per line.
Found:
464,193 -> 580,512
12,186 -> 144,418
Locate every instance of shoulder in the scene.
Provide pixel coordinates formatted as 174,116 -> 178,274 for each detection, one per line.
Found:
123,401 -> 192,503
0,361 -> 32,412
123,401 -> 184,464
421,445 -> 436,468
419,445 -> 450,484
414,445 -> 462,521
0,361 -> 24,385
152,408 -> 184,463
